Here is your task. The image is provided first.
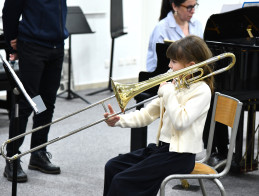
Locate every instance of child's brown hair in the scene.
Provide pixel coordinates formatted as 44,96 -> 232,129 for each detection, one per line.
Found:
166,35 -> 214,93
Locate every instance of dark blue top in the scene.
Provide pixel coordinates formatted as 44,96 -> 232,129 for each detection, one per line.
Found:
2,0 -> 69,50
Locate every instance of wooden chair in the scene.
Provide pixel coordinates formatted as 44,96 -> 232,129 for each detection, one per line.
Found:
160,92 -> 243,196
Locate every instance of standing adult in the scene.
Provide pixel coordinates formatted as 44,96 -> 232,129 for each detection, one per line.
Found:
146,0 -> 202,72
2,0 -> 68,182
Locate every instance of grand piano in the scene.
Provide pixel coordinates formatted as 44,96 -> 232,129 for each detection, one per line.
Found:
131,6 -> 259,173
204,6 -> 259,172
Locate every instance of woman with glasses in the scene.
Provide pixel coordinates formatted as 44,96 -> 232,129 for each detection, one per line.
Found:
147,0 -> 202,72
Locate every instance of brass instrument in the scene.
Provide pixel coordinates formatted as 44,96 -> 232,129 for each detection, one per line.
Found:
1,52 -> 236,161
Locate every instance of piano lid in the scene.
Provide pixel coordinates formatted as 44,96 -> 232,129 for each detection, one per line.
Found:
204,6 -> 259,45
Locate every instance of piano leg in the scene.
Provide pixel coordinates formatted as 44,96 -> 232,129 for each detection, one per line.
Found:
233,109 -> 244,172
240,100 -> 258,172
244,101 -> 257,172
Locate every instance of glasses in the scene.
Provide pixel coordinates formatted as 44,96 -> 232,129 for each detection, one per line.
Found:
180,3 -> 199,12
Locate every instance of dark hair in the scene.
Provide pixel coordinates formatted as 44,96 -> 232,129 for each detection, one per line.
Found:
170,0 -> 188,7
159,0 -> 191,21
159,0 -> 173,20
166,35 -> 214,93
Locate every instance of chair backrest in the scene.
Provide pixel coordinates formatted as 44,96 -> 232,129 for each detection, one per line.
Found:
206,92 -> 243,175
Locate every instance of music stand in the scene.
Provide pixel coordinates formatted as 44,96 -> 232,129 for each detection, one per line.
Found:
87,0 -> 127,95
0,55 -> 46,196
58,6 -> 94,103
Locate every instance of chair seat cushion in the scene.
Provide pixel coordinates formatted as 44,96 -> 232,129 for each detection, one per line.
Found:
191,162 -> 217,174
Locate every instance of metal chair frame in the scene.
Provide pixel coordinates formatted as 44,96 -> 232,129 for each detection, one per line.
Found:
160,92 -> 243,196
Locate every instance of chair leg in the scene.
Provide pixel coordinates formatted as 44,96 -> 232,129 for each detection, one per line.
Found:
160,179 -> 167,196
181,179 -> 190,189
213,178 -> 226,196
198,179 -> 207,196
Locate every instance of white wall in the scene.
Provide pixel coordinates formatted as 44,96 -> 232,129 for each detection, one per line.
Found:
0,0 -> 258,90
67,0 -> 149,87
195,0 -> 245,29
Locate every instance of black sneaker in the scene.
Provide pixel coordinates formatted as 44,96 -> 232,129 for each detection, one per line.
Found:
28,151 -> 61,174
3,159 -> 28,182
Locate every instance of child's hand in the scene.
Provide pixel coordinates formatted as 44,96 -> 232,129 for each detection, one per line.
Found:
159,81 -> 173,88
104,104 -> 120,127
158,81 -> 174,97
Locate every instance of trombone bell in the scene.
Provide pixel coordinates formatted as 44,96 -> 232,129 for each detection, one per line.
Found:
111,79 -> 138,112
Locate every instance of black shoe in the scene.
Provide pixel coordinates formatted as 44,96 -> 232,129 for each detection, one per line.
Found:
28,151 -> 61,174
208,152 -> 227,167
3,159 -> 28,182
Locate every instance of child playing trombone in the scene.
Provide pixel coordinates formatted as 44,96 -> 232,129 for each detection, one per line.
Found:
103,35 -> 214,196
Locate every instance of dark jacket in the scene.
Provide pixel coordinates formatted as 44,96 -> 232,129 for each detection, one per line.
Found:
2,0 -> 69,49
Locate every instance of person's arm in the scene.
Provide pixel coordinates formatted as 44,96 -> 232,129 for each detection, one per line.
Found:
104,98 -> 161,128
2,0 -> 24,50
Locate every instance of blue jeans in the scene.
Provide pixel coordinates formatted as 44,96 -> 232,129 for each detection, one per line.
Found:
7,40 -> 64,156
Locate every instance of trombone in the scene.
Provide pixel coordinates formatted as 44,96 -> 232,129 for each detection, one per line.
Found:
1,52 -> 236,161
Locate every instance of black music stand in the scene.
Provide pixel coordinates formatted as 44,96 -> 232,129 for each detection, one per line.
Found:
0,55 -> 46,196
87,0 -> 127,95
58,6 -> 94,103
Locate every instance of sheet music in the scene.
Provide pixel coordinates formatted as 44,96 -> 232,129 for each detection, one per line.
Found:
220,4 -> 242,13
0,54 -> 39,113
